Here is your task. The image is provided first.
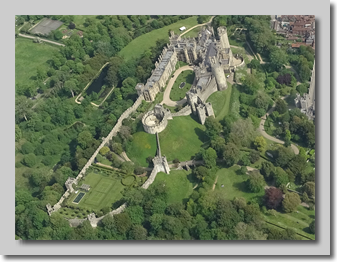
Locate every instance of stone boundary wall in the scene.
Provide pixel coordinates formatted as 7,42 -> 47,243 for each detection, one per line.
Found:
47,95 -> 144,214
141,165 -> 160,189
172,105 -> 192,117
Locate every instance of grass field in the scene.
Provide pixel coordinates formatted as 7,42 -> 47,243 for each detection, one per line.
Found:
119,16 -> 198,61
206,83 -> 232,121
126,131 -> 157,167
70,172 -> 126,210
73,15 -> 96,29
151,170 -> 195,204
159,115 -> 208,162
169,70 -> 195,101
213,165 -> 265,202
182,26 -> 202,38
15,38 -> 59,87
263,205 -> 315,240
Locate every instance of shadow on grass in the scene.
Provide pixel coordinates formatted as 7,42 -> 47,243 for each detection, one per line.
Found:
186,172 -> 199,186
302,226 -> 314,235
232,181 -> 250,194
194,127 -> 208,143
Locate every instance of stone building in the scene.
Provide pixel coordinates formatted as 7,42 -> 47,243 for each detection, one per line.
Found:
135,47 -> 178,102
135,25 -> 236,102
186,86 -> 215,125
142,104 -> 172,134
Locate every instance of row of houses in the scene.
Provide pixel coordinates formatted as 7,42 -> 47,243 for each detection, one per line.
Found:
271,15 -> 315,49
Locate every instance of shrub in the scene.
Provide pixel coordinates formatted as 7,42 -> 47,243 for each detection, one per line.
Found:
309,220 -> 315,234
282,192 -> 301,213
99,146 -> 110,156
21,142 -> 35,154
247,171 -> 265,193
96,154 -> 104,163
121,175 -> 136,186
42,156 -> 53,166
15,162 -> 23,168
303,181 -> 315,197
22,153 -> 37,167
264,187 -> 283,209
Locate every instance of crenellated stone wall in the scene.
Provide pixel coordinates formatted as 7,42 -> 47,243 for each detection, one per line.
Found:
47,95 -> 144,215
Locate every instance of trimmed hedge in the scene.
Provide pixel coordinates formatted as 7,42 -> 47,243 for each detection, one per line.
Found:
121,175 -> 136,186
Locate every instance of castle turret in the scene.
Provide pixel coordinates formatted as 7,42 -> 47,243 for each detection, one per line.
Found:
210,56 -> 227,91
217,27 -> 230,49
196,104 -> 207,125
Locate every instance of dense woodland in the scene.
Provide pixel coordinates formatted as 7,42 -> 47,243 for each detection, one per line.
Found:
15,15 -> 315,240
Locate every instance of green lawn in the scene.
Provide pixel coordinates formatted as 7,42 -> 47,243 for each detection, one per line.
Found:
73,15 -> 96,29
151,170 -> 195,204
69,171 -> 126,211
15,38 -> 59,87
213,165 -> 265,202
126,131 -> 157,167
182,26 -> 202,38
119,16 -> 198,61
263,205 -> 315,240
169,70 -> 195,101
159,115 -> 208,162
206,83 -> 232,121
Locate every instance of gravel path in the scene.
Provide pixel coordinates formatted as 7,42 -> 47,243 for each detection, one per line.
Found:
121,151 -> 132,162
161,65 -> 193,107
18,33 -> 65,46
180,16 -> 215,37
259,96 -> 299,155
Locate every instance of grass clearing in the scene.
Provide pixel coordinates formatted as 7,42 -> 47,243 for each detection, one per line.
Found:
213,165 -> 265,202
151,170 -> 195,204
170,70 -> 195,101
159,115 -> 208,162
119,16 -> 198,61
263,205 -> 315,240
126,131 -> 157,167
15,37 -> 59,87
183,26 -> 202,38
206,83 -> 232,121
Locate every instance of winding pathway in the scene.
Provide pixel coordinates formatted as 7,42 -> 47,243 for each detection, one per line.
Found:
180,16 -> 215,37
259,97 -> 299,155
161,65 -> 193,107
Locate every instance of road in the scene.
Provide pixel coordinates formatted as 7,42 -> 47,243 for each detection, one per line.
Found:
180,16 -> 215,37
259,97 -> 299,155
18,33 -> 65,46
161,65 -> 193,107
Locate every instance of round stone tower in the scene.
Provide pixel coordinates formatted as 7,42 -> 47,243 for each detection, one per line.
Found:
210,56 -> 227,91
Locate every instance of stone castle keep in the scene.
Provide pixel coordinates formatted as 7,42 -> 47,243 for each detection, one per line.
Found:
137,25 -> 241,126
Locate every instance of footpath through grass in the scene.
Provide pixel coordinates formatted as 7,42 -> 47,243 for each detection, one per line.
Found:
126,131 -> 157,167
206,83 -> 232,121
15,38 -> 59,87
119,16 -> 198,61
151,170 -> 195,204
170,70 -> 195,101
159,115 -> 208,162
